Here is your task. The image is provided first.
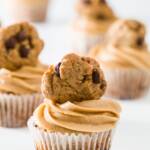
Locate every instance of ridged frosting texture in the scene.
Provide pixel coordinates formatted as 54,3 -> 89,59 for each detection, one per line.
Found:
91,45 -> 150,70
0,63 -> 47,94
34,99 -> 121,133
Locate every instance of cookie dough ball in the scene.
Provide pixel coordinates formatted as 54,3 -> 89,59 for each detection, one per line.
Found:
75,0 -> 116,20
42,53 -> 107,104
105,19 -> 147,49
0,22 -> 44,70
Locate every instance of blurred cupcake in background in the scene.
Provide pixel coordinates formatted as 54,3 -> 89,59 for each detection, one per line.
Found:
28,53 -> 121,150
0,22 -> 47,128
4,0 -> 49,22
71,0 -> 117,55
90,19 -> 150,99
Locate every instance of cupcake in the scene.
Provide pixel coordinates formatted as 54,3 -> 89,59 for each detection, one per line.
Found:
4,0 -> 49,22
0,22 -> 47,127
90,19 -> 150,99
71,0 -> 117,55
28,53 -> 121,150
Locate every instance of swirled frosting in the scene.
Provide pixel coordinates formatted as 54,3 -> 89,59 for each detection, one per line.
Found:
0,63 -> 47,94
73,18 -> 116,34
34,99 -> 121,133
90,45 -> 150,71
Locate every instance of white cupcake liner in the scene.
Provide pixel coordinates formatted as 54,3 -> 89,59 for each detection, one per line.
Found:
70,30 -> 104,55
28,117 -> 115,150
103,68 -> 150,99
0,93 -> 42,128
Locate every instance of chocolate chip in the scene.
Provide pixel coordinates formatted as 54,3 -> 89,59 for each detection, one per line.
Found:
92,69 -> 100,84
136,37 -> 144,46
5,37 -> 17,50
100,0 -> 106,4
81,57 -> 85,61
19,45 -> 30,58
16,31 -> 26,42
96,14 -> 106,20
34,124 -> 38,128
55,62 -> 61,77
83,0 -> 91,4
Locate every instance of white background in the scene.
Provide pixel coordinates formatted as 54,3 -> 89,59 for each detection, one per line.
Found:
0,0 -> 150,150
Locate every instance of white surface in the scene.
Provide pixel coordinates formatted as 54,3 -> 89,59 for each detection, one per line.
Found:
0,0 -> 150,149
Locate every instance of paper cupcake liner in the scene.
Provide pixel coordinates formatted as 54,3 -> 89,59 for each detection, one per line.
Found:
103,68 -> 150,99
6,0 -> 49,22
0,93 -> 42,128
28,117 -> 114,150
70,30 -> 104,55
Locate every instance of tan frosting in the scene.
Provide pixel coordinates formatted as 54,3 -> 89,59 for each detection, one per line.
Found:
73,17 -> 116,34
90,45 -> 150,71
34,99 -> 121,133
0,63 -> 47,94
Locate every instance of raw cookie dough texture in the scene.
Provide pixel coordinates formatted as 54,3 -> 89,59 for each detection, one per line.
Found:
76,0 -> 116,20
105,19 -> 147,49
0,22 -> 44,70
42,53 -> 107,103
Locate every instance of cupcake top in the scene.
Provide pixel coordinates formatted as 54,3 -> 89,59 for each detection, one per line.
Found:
34,99 -> 121,133
0,22 -> 43,71
74,0 -> 117,34
42,53 -> 107,104
34,53 -> 121,133
105,19 -> 147,49
0,22 -> 47,94
76,0 -> 116,20
90,19 -> 150,70
0,63 -> 47,94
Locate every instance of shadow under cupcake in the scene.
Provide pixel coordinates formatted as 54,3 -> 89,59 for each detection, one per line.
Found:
28,53 -> 121,150
90,19 -> 150,99
0,22 -> 47,128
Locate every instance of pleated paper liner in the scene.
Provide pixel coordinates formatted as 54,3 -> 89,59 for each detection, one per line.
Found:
103,68 -> 150,99
0,93 -> 42,128
28,117 -> 115,150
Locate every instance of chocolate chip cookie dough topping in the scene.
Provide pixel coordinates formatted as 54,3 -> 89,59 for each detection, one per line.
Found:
76,0 -> 116,21
105,19 -> 147,49
0,22 -> 44,70
42,53 -> 107,104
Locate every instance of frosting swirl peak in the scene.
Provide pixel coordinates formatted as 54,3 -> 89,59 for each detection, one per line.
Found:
0,63 -> 47,94
91,44 -> 150,71
34,99 -> 121,133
